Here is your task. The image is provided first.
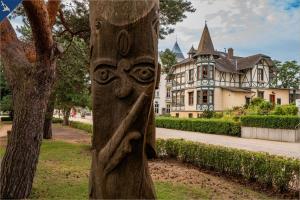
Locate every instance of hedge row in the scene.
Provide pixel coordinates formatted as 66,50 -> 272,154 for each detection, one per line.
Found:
69,121 -> 92,134
241,115 -> 300,129
156,139 -> 300,192
155,117 -> 241,136
0,116 -> 12,121
52,118 -> 63,123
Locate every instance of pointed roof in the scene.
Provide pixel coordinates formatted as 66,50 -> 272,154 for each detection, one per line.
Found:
196,24 -> 218,56
172,41 -> 185,61
188,45 -> 196,55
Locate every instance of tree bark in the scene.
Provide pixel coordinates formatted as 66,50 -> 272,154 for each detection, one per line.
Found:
0,1 -> 60,198
43,92 -> 56,139
62,108 -> 70,126
89,0 -> 159,198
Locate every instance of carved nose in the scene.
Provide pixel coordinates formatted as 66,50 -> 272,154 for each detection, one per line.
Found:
115,78 -> 133,99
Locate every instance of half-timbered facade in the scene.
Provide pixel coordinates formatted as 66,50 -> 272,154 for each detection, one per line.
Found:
170,24 -> 290,118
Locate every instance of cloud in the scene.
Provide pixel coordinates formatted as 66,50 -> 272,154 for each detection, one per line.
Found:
159,0 -> 300,62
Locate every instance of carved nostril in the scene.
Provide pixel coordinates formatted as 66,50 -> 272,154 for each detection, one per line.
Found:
114,79 -> 133,99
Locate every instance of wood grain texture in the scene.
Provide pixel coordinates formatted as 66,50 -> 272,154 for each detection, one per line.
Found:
89,0 -> 159,198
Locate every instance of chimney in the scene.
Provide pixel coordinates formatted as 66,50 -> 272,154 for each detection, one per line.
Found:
228,48 -> 234,59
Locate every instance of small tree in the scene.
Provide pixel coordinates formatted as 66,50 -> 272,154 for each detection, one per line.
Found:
160,48 -> 177,74
275,61 -> 300,102
55,37 -> 90,125
0,1 -> 61,198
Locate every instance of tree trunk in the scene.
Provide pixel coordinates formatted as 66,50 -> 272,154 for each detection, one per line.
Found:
0,1 -> 60,198
89,0 -> 159,198
293,89 -> 296,103
0,84 -> 52,198
43,92 -> 56,139
63,109 -> 70,126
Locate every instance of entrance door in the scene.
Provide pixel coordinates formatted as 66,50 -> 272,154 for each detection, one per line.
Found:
269,94 -> 275,105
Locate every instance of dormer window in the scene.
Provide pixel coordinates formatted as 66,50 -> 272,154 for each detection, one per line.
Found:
258,68 -> 264,82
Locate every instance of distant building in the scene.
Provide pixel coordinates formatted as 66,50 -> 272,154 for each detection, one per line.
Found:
170,23 -> 290,118
153,42 -> 184,116
172,41 -> 185,62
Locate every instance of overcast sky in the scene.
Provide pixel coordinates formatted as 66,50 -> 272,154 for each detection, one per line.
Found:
9,0 -> 300,62
159,0 -> 300,62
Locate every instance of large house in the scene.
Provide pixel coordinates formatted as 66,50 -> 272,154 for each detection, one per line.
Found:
170,23 -> 290,118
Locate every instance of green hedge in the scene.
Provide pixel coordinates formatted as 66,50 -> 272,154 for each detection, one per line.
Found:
156,139 -> 300,192
52,118 -> 63,123
241,115 -> 300,129
69,121 -> 92,134
155,117 -> 241,136
0,116 -> 12,121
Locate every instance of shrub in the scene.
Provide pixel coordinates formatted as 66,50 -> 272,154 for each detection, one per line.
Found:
156,139 -> 300,192
155,117 -> 241,136
273,104 -> 298,116
241,115 -> 300,129
199,109 -> 214,118
52,118 -> 63,123
258,101 -> 273,115
212,112 -> 223,119
69,121 -> 92,134
250,97 -> 264,106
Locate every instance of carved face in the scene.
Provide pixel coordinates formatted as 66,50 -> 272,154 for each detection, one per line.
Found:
91,5 -> 159,150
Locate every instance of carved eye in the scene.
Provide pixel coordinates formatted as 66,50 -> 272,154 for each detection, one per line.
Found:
94,67 -> 116,84
130,65 -> 155,83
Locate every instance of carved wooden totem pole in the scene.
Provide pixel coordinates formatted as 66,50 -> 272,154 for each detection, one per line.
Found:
89,0 -> 159,199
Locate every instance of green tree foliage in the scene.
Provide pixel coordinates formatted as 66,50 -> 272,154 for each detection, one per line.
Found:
54,37 -> 90,124
160,48 -> 177,74
0,64 -> 13,116
12,0 -> 196,40
275,61 -> 300,89
159,0 -> 196,39
56,0 -> 196,40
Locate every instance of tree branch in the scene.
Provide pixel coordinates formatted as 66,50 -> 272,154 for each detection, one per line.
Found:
47,0 -> 61,28
58,8 -> 74,35
23,0 -> 53,53
0,19 -> 32,86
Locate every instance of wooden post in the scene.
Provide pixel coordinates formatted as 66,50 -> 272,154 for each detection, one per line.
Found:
89,1 -> 159,198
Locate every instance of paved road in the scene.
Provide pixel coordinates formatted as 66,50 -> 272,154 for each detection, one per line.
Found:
156,128 -> 300,159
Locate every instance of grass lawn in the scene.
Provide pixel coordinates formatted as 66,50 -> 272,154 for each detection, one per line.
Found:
0,141 -> 214,199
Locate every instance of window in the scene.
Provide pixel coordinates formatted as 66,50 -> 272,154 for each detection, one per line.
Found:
188,69 -> 194,82
197,66 -> 201,80
197,90 -> 214,104
202,90 -> 208,103
202,65 -> 208,79
245,97 -> 251,105
188,113 -> 193,118
180,72 -> 185,84
258,91 -> 264,99
180,91 -> 185,106
258,68 -> 264,81
155,90 -> 159,97
277,98 -> 281,105
176,113 -> 179,118
188,92 -> 194,106
172,91 -> 185,107
154,102 -> 159,114
172,92 -> 176,106
166,104 -> 171,113
166,88 -> 171,98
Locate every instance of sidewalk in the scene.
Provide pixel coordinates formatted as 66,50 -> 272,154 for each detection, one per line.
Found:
3,116 -> 300,159
156,128 -> 300,159
68,116 -> 300,159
